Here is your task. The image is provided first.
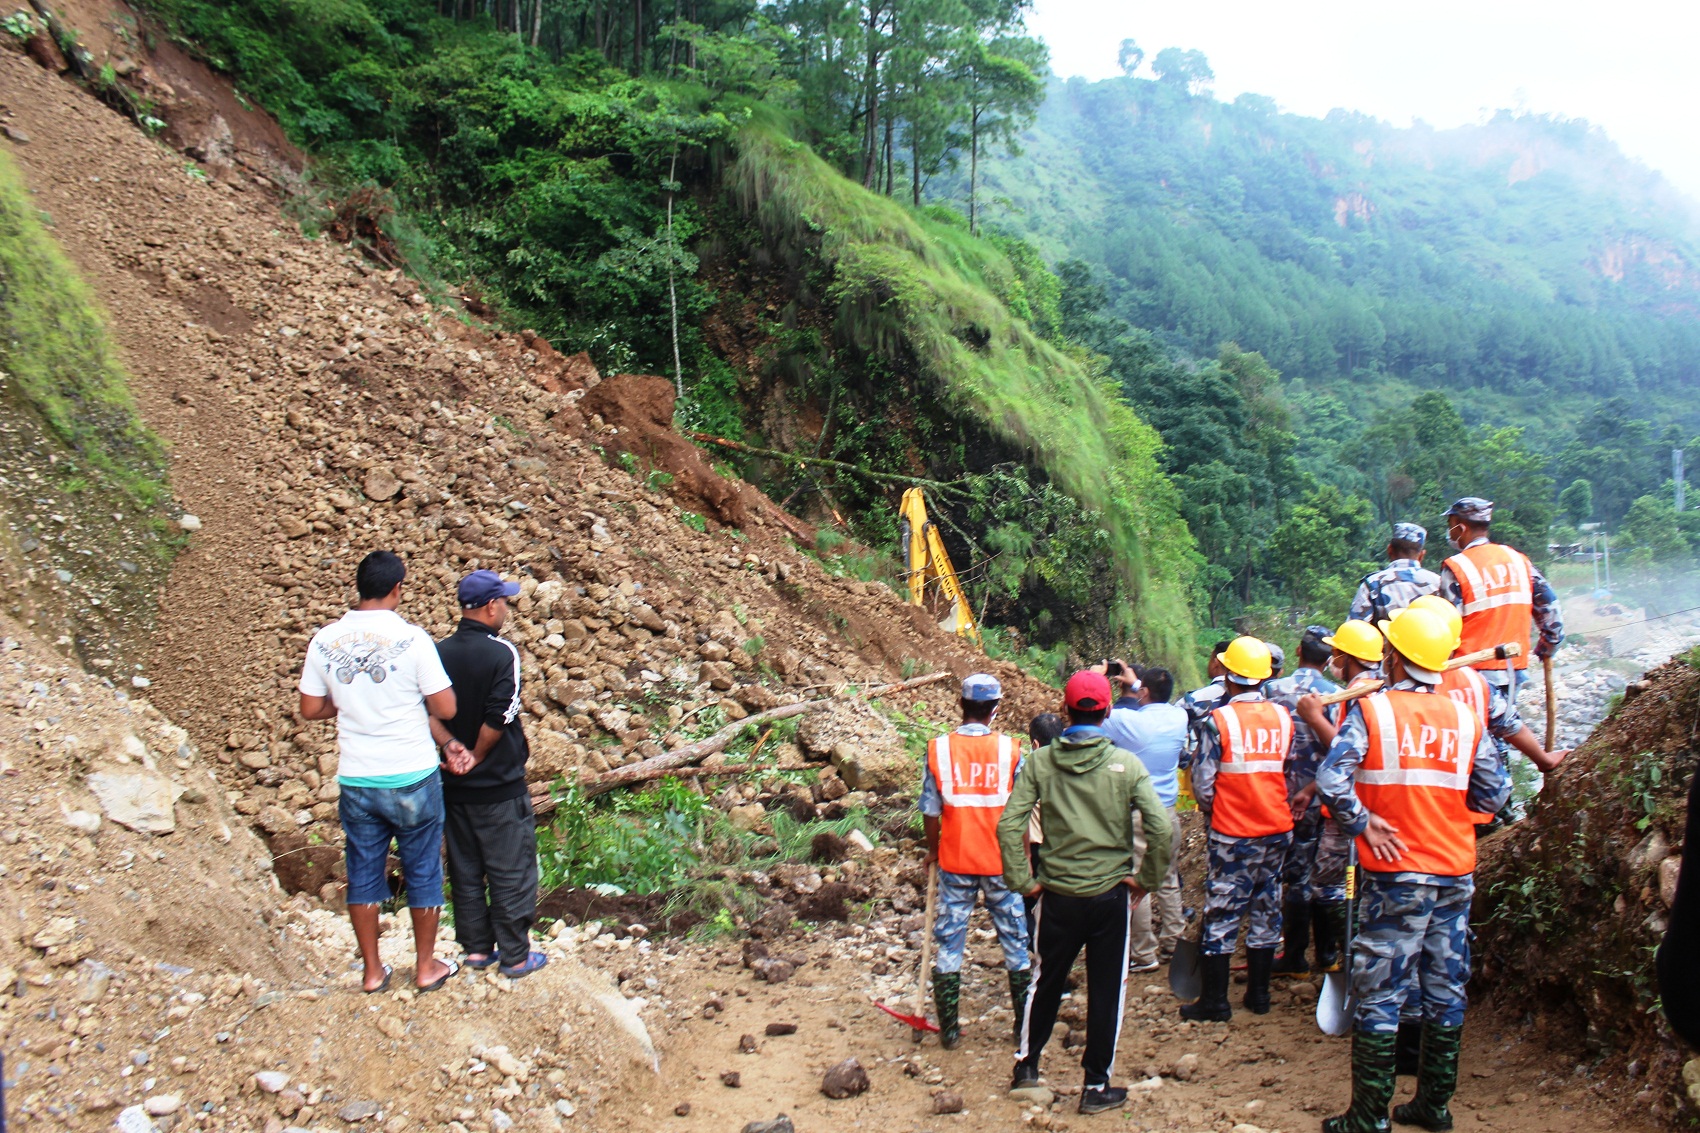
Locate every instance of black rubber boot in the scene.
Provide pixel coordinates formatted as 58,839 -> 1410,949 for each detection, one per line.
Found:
1243,947 -> 1275,1015
1179,954 -> 1232,1023
1313,899 -> 1348,973
1394,1020 -> 1423,1077
932,970 -> 961,1050
1271,898 -> 1312,976
1008,968 -> 1032,1043
1322,1030 -> 1397,1133
1393,1023 -> 1462,1131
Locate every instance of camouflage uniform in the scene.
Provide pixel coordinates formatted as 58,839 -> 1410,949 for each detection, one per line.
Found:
1191,692 -> 1293,955
1350,559 -> 1441,625
1264,665 -> 1341,896
1309,664 -> 1382,903
1314,679 -> 1511,1033
931,870 -> 1030,973
1178,678 -> 1226,771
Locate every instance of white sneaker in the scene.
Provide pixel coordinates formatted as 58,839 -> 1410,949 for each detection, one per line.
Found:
1129,958 -> 1161,974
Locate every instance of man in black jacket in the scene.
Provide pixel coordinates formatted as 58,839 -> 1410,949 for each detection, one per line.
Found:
433,570 -> 547,979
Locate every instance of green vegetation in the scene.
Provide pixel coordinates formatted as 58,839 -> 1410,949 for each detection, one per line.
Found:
0,150 -> 168,512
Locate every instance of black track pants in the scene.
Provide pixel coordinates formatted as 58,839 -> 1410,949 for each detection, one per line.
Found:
444,794 -> 539,962
1015,884 -> 1131,1086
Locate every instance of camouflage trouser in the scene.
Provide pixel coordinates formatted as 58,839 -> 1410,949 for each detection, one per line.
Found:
1309,815 -> 1351,902
1281,806 -> 1322,892
1351,875 -> 1473,1033
1201,830 -> 1291,955
933,869 -> 1030,974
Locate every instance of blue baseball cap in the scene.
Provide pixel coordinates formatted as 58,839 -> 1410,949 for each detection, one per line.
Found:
961,673 -> 1002,702
458,569 -> 521,608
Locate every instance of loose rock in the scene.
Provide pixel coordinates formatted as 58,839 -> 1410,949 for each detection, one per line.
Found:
821,1057 -> 870,1099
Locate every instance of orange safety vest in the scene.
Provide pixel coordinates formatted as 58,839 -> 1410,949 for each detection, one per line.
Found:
1354,690 -> 1485,876
1436,666 -> 1491,724
927,732 -> 1018,875
1209,701 -> 1294,838
1443,542 -> 1534,671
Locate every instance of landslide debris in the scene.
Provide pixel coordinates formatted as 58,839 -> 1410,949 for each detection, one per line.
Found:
1477,652 -> 1699,1124
0,46 -> 1053,887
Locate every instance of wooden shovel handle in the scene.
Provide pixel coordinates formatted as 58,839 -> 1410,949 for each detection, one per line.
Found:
1314,641 -> 1524,706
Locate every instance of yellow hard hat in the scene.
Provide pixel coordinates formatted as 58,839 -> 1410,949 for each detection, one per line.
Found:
1216,635 -> 1273,683
1406,594 -> 1463,651
1379,607 -> 1455,678
1323,619 -> 1385,664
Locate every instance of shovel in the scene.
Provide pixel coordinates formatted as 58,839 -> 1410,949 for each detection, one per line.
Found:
1317,840 -> 1358,1036
1169,929 -> 1203,1003
874,863 -> 940,1035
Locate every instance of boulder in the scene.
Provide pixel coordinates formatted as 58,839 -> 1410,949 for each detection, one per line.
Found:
86,770 -> 183,834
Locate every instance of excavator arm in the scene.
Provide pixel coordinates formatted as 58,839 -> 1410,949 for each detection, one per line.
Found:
899,488 -> 981,646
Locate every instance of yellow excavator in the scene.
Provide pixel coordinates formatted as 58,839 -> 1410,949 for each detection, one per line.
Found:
899,488 -> 981,646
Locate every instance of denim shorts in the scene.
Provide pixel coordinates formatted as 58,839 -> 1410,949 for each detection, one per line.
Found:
338,772 -> 445,907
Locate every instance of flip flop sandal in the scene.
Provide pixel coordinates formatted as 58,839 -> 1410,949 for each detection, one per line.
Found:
362,964 -> 393,995
464,953 -> 501,970
498,951 -> 549,980
417,959 -> 461,993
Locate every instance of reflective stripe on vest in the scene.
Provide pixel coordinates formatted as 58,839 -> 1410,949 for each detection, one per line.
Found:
928,733 -> 1016,875
1355,691 -> 1483,875
1437,666 -> 1490,725
1209,701 -> 1294,838
1444,543 -> 1533,671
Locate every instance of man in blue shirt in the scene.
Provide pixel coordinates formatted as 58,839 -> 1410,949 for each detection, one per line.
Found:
1102,663 -> 1188,971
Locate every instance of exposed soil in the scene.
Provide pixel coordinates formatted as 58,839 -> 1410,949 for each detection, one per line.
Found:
0,6 -> 1692,1132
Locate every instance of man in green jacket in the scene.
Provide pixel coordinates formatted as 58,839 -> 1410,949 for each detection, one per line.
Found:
999,671 -> 1174,1116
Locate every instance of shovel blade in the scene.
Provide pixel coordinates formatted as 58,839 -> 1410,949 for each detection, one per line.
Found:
1316,971 -> 1354,1036
873,999 -> 939,1033
1168,938 -> 1202,1002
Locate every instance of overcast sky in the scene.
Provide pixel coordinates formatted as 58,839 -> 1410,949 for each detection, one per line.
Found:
1027,0 -> 1700,203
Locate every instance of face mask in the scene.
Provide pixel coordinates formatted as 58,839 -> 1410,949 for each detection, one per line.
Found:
1446,522 -> 1464,551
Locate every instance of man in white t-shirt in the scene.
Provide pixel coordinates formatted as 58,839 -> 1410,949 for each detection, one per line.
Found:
298,551 -> 463,994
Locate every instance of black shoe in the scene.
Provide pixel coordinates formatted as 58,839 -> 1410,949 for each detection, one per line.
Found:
1011,1061 -> 1041,1090
1395,1020 -> 1422,1077
1243,947 -> 1276,1015
1178,953 -> 1232,1023
1312,899 -> 1348,972
1271,898 -> 1312,976
1078,1084 -> 1128,1114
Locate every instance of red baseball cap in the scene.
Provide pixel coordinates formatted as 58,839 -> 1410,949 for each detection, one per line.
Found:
1064,670 -> 1112,711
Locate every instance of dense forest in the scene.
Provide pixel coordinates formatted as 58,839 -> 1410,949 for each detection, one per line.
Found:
125,0 -> 1700,673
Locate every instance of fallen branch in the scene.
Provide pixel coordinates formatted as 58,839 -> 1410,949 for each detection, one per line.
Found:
530,671 -> 954,814
689,433 -> 973,497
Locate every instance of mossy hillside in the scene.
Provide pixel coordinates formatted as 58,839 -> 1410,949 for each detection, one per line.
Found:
0,150 -> 167,510
730,123 -> 1199,676
0,148 -> 174,656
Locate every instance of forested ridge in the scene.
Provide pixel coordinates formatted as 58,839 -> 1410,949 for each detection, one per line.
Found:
114,0 -> 1700,671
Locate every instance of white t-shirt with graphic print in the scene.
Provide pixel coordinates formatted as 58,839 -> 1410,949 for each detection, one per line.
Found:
298,608 -> 452,780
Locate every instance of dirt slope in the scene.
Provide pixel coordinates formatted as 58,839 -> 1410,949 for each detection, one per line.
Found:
0,43 -> 1052,850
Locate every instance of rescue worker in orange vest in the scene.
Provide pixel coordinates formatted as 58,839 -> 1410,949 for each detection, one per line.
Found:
1409,594 -> 1569,777
920,673 -> 1031,1049
1381,595 -> 1569,1077
1291,620 -> 1385,974
1183,636 -> 1294,1023
1437,496 -> 1563,721
1315,607 -> 1511,1133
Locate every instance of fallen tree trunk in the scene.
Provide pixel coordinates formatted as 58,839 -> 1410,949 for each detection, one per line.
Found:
530,670 -> 953,815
